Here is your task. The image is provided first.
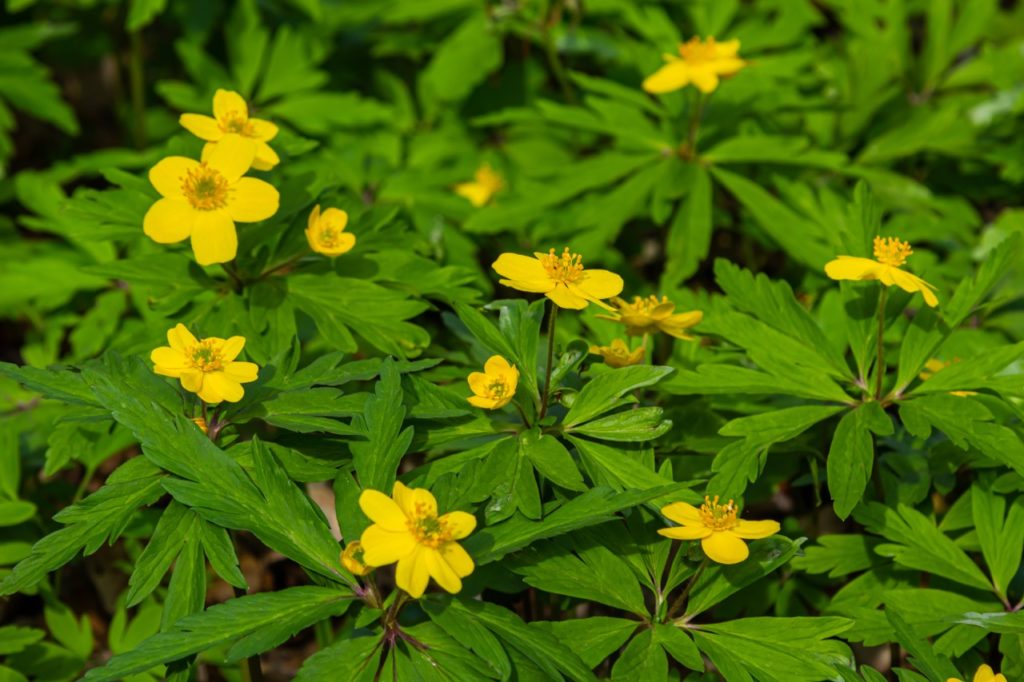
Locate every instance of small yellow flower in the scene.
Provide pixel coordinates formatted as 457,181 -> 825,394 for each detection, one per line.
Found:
467,356 -> 519,410
191,417 -> 208,434
305,205 -> 355,257
597,295 -> 703,339
359,481 -> 476,598
151,324 -> 259,404
659,495 -> 780,565
341,541 -> 371,576
643,36 -> 746,94
590,339 -> 645,368
824,236 -> 938,307
492,247 -> 624,310
454,164 -> 504,207
180,89 -> 280,171
144,136 -> 279,265
947,664 -> 1007,682
919,358 -> 977,397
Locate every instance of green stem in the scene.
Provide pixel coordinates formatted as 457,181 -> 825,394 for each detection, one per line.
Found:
874,287 -> 889,400
538,303 -> 559,420
128,30 -> 146,148
666,557 -> 709,621
234,587 -> 264,682
684,93 -> 706,159
314,619 -> 334,649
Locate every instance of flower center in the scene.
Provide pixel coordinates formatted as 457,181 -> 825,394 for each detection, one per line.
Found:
678,37 -> 718,64
181,164 -> 230,211
699,495 -> 738,531
318,228 -> 341,248
220,112 -> 255,136
187,339 -> 224,372
541,247 -> 584,285
873,236 -> 913,267
407,502 -> 452,549
486,379 -> 509,399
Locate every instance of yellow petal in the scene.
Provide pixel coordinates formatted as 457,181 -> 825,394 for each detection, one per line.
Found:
204,371 -> 245,403
467,371 -> 491,396
425,548 -> 462,593
440,511 -> 476,540
440,542 -> 474,577
658,525 -> 712,540
824,256 -> 884,282
190,210 -> 238,265
715,39 -> 741,57
252,141 -> 280,171
179,113 -> 223,141
320,208 -> 349,231
213,89 -> 248,122
196,374 -> 225,403
361,525 -> 416,565
546,285 -> 589,309
167,324 -> 198,351
206,134 -> 256,182
643,60 -> 690,94
226,177 -> 279,223
149,157 -> 199,198
483,355 -> 513,375
314,233 -> 356,256
492,253 -> 549,285
143,198 -> 195,244
223,361 -> 259,383
689,67 -> 720,93
455,182 -> 491,207
218,336 -> 245,363
180,369 -> 203,393
732,519 -> 780,540
467,395 -> 501,409
499,278 -> 555,294
701,531 -> 750,564
659,311 -> 703,339
711,57 -> 746,75
973,664 -> 996,682
395,547 -> 429,598
249,118 -> 278,141
576,269 -> 624,301
151,347 -> 188,374
887,267 -> 939,307
661,502 -> 702,525
359,490 -> 408,531
394,484 -> 437,519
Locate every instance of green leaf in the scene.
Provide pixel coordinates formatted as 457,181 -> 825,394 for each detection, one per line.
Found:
791,534 -> 880,578
884,609 -> 959,681
663,165 -> 712,287
419,12 -> 502,105
0,626 -> 44,655
126,501 -> 196,607
520,430 -> 585,491
569,407 -> 672,442
565,366 -> 675,427
655,624 -> 703,671
828,402 -> 892,521
423,597 -> 512,681
611,628 -> 667,681
971,478 -> 1024,599
351,358 -> 412,493
82,587 -> 354,682
44,601 -> 92,658
197,519 -> 247,590
293,631 -> 381,682
685,536 -> 804,616
570,437 -> 697,506
539,617 -> 636,670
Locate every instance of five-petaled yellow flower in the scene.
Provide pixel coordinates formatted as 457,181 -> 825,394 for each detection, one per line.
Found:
150,324 -> 259,404
306,205 -> 355,257
454,164 -> 504,207
659,495 -> 780,565
492,247 -> 624,310
598,295 -> 703,339
824,236 -> 938,307
467,355 -> 519,410
920,358 -> 977,397
341,541 -> 371,577
948,664 -> 1007,682
590,339 -> 645,368
359,481 -> 476,598
144,135 -> 280,265
180,89 -> 280,171
643,36 -> 745,94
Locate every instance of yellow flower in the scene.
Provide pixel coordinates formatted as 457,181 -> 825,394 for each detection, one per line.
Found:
492,247 -> 624,310
305,205 -> 355,257
150,324 -> 259,404
597,295 -> 703,339
341,541 -> 371,576
643,36 -> 745,94
358,481 -> 476,598
947,664 -> 1007,682
467,355 -> 519,410
658,495 -> 780,565
590,339 -> 645,368
920,358 -> 977,397
824,236 -> 938,307
191,417 -> 208,434
180,89 -> 280,171
454,164 -> 504,207
144,136 -> 280,265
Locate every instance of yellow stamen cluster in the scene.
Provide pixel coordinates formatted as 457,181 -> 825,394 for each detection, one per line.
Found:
188,340 -> 224,372
627,295 -> 669,315
873,236 -> 913,267
486,379 -> 509,399
181,164 -> 230,211
699,495 -> 738,531
678,36 -> 720,63
408,502 -> 453,549
541,248 -> 584,285
220,111 -> 255,136
316,228 -> 343,250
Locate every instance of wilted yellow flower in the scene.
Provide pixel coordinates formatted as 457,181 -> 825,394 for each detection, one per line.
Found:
824,236 -> 938,307
948,664 -> 1007,682
920,358 -> 977,397
191,417 -> 208,434
659,495 -> 780,565
454,164 -> 504,207
590,339 -> 645,368
305,205 -> 355,257
341,541 -> 371,576
144,136 -> 279,265
598,295 -> 703,339
643,36 -> 745,94
467,356 -> 519,409
359,481 -> 476,598
151,324 -> 259,404
492,247 -> 624,310
180,89 -> 280,170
